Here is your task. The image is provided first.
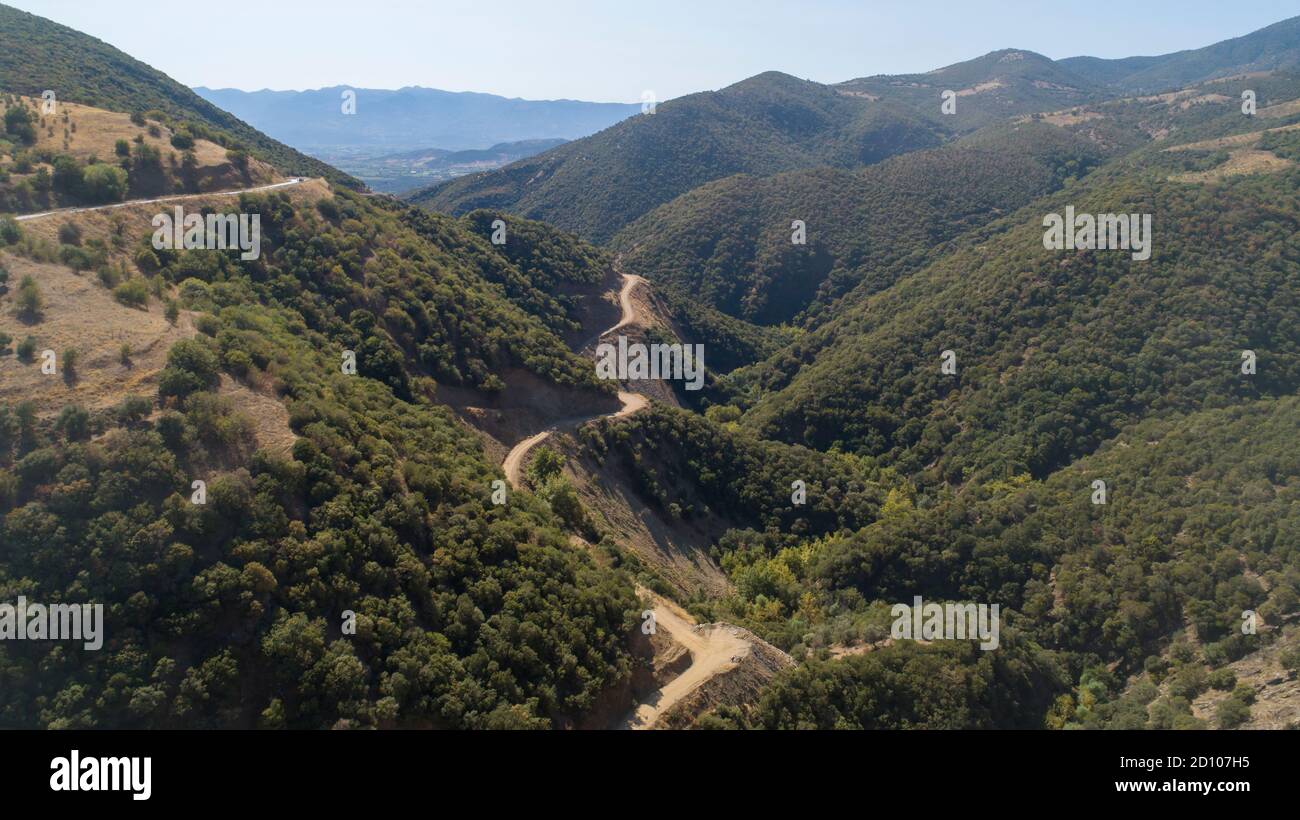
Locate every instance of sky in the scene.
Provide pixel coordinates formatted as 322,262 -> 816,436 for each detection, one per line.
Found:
8,0 -> 1299,102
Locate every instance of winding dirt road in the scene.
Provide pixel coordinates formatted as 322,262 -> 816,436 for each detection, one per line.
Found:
14,178 -> 307,222
579,270 -> 647,350
502,272 -> 649,489
504,263 -> 758,728
502,390 -> 646,487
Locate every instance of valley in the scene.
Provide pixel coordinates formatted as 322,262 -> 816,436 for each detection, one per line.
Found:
1,2 -> 1299,738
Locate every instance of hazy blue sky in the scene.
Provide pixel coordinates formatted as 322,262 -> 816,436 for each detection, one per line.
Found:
9,1 -> 1299,101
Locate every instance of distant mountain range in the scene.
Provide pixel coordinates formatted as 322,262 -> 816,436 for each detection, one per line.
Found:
415,15 -> 1300,241
192,85 -> 641,153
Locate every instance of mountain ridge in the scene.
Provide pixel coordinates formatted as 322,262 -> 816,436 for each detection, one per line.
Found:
0,3 -> 357,188
193,85 -> 640,153
412,15 -> 1300,241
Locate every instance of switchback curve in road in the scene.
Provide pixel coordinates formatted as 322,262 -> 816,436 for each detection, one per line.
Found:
502,269 -> 650,489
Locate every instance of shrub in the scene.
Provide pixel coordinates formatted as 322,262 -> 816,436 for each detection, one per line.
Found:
134,247 -> 161,275
117,394 -> 153,425
61,348 -> 78,378
113,278 -> 150,308
195,314 -> 221,336
1232,684 -> 1257,706
705,404 -> 742,424
1215,697 -> 1251,729
58,222 -> 82,246
58,244 -> 93,270
55,404 -> 90,442
158,338 -> 220,398
51,155 -> 83,198
1207,667 -> 1237,691
97,266 -> 122,288
0,471 -> 16,511
227,148 -> 249,173
3,105 -> 36,144
527,446 -> 565,485
0,217 -> 20,245
81,163 -> 128,203
1281,648 -> 1300,677
223,348 -> 252,377
155,411 -> 187,448
15,275 -> 43,321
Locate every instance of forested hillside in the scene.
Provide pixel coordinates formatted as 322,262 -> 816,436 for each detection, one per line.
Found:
612,126 -> 1103,329
706,397 -> 1300,729
0,179 -> 640,728
413,17 -> 1300,247
724,115 -> 1300,486
0,93 -> 284,214
835,48 -> 1103,133
570,52 -> 1300,728
1061,15 -> 1300,93
0,4 -> 355,187
413,71 -> 946,243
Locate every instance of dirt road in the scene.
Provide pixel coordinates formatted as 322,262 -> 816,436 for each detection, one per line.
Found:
502,271 -> 650,488
502,391 -> 646,487
501,268 -> 752,727
14,178 -> 307,222
619,589 -> 751,730
578,265 -> 648,351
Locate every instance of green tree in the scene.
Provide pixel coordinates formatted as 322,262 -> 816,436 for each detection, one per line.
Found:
1207,667 -> 1237,691
81,163 -> 128,203
527,446 -> 565,485
55,404 -> 90,442
61,348 -> 78,380
1216,697 -> 1251,729
15,275 -> 44,321
3,105 -> 36,144
51,155 -> 84,199
158,338 -> 220,397
0,217 -> 20,245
